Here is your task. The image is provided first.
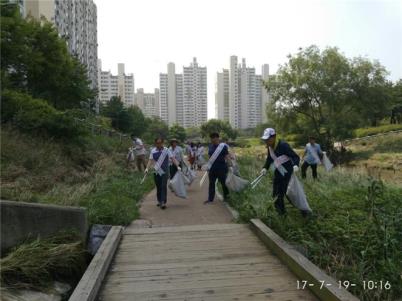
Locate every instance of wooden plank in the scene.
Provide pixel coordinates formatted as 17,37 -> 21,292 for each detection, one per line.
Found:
69,226 -> 123,301
108,255 -> 280,272
101,274 -> 297,293
124,223 -> 247,234
106,261 -> 285,278
104,267 -> 293,285
112,249 -> 273,265
100,287 -> 316,301
250,219 -> 359,301
119,235 -> 260,247
116,240 -> 267,254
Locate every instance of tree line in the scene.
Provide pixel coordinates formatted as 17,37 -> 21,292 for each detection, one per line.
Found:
265,46 -> 402,149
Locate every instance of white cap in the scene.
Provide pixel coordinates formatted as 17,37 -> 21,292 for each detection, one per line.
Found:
261,128 -> 276,140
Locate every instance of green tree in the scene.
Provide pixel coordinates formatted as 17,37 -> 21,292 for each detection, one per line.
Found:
101,96 -> 132,133
185,127 -> 202,141
200,119 -> 237,140
168,123 -> 186,142
143,117 -> 169,143
127,105 -> 148,136
1,1 -> 95,109
266,45 -> 391,149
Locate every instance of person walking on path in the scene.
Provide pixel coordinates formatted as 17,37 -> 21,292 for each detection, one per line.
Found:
259,128 -> 300,215
196,142 -> 205,170
169,138 -> 184,179
131,135 -> 147,172
145,137 -> 181,209
301,136 -> 323,180
204,132 -> 230,204
188,142 -> 197,170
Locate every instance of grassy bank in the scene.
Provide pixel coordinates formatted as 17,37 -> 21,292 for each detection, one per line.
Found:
1,231 -> 86,292
228,155 -> 402,301
1,126 -> 154,292
1,126 -> 153,225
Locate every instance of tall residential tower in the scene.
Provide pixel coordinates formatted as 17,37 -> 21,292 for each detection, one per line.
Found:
216,56 -> 269,129
23,0 -> 98,90
159,58 -> 207,128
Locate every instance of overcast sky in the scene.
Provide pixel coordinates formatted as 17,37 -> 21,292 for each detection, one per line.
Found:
94,0 -> 402,119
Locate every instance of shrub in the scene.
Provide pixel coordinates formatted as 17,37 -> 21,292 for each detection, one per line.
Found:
1,90 -> 87,140
354,124 -> 402,138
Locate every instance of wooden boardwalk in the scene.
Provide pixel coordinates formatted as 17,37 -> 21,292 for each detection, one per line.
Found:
98,223 -> 317,300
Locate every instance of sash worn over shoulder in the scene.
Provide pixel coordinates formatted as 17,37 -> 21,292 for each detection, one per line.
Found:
207,143 -> 225,170
154,148 -> 168,176
269,146 -> 289,176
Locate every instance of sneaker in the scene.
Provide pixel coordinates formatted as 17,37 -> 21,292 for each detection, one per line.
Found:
161,204 -> 167,210
156,203 -> 161,207
204,200 -> 213,204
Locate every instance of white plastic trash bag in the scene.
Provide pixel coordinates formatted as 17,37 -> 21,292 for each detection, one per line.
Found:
182,165 -> 196,185
225,170 -> 249,192
170,171 -> 187,198
322,153 -> 333,172
127,148 -> 134,161
197,155 -> 206,166
286,174 -> 312,212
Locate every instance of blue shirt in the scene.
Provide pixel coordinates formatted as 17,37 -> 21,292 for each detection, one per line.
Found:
304,143 -> 322,165
149,147 -> 172,173
208,143 -> 229,171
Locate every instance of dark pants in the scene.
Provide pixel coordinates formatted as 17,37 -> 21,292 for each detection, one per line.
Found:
154,173 -> 168,204
301,161 -> 317,179
136,154 -> 147,172
208,169 -> 229,202
169,162 -> 182,179
273,172 -> 292,214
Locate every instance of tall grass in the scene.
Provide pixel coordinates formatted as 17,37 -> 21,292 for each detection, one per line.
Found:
1,231 -> 87,291
229,155 -> 402,301
0,126 -> 153,225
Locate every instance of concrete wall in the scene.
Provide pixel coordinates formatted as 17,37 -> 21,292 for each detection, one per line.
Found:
1,200 -> 88,255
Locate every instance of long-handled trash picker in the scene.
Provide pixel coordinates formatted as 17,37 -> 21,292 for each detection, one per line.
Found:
200,171 -> 208,187
250,173 -> 265,189
140,172 -> 148,184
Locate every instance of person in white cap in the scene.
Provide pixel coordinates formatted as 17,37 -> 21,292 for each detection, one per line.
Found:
260,128 -> 300,215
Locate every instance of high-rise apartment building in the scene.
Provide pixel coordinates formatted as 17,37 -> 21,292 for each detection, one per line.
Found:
216,69 -> 229,121
261,64 -> 270,123
159,58 -> 207,127
23,0 -> 98,90
98,61 -> 135,106
217,56 -> 268,129
135,88 -> 160,118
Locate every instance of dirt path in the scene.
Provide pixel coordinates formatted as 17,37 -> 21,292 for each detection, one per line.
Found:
138,170 -> 234,227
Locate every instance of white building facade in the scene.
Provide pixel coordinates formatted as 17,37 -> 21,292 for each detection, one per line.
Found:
215,69 -> 229,121
135,88 -> 160,118
98,61 -> 135,106
159,58 -> 207,128
23,0 -> 98,90
217,56 -> 269,129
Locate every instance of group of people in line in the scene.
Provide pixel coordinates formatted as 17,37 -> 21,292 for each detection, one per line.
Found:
129,128 -> 325,215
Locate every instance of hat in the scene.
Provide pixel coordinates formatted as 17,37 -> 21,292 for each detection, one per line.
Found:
261,128 -> 276,140
170,137 -> 178,142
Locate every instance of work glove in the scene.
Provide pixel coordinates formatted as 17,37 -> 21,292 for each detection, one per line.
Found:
260,168 -> 267,176
293,165 -> 299,173
177,166 -> 182,171
229,166 -> 234,173
144,168 -> 149,174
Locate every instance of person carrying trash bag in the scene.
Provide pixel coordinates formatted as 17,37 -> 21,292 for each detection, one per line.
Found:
169,138 -> 184,179
301,136 -> 323,180
259,128 -> 301,215
203,132 -> 230,204
144,137 -> 181,210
